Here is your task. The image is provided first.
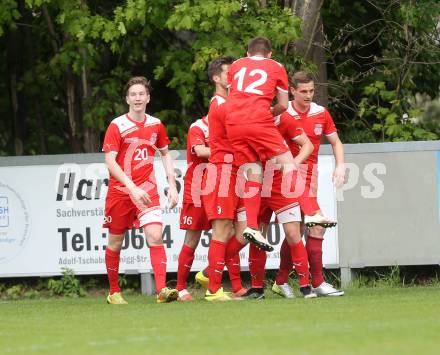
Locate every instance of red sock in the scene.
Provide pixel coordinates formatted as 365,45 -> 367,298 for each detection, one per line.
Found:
208,240 -> 226,293
176,244 -> 196,291
150,245 -> 167,294
225,236 -> 246,292
290,240 -> 310,287
276,238 -> 293,285
105,248 -> 120,294
243,181 -> 262,229
249,243 -> 266,288
306,236 -> 324,288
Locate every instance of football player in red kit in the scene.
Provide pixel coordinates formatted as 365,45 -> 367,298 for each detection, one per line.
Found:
246,113 -> 316,299
102,76 -> 179,304
176,116 -> 210,301
201,57 -> 249,301
226,37 -> 298,252
274,71 -> 345,297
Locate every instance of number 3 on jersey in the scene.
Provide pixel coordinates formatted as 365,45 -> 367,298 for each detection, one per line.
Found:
234,67 -> 267,95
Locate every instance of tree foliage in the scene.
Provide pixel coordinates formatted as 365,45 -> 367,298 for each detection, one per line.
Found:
0,0 -> 438,156
0,0 -> 302,154
322,0 -> 440,142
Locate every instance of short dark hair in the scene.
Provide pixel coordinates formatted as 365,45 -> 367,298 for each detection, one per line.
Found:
125,76 -> 151,95
247,37 -> 272,55
290,71 -> 314,88
208,56 -> 234,83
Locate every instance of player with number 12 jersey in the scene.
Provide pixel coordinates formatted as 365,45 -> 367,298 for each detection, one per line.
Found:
226,44 -> 290,165
224,37 -> 295,253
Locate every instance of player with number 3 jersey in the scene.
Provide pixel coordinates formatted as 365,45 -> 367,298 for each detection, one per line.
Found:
196,57 -> 249,301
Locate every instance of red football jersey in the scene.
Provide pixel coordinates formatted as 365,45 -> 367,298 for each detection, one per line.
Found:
183,117 -> 209,204
208,94 -> 234,164
102,113 -> 170,197
226,56 -> 288,124
283,101 -> 337,167
274,113 -> 304,154
260,115 -> 304,198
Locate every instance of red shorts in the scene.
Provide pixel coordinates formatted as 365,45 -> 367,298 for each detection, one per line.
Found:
258,169 -> 301,225
103,194 -> 161,235
226,122 -> 289,165
202,163 -> 241,221
179,202 -> 211,231
298,173 -> 320,215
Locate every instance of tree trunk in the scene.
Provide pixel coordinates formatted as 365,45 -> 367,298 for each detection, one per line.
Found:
9,71 -> 24,155
6,18 -> 24,155
80,46 -> 99,152
311,16 -> 328,106
291,0 -> 328,106
66,66 -> 83,153
35,100 -> 47,154
79,0 -> 99,152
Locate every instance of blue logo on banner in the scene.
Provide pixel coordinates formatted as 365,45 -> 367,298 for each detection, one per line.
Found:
0,196 -> 9,227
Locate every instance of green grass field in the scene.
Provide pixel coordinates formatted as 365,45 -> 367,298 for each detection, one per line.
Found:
1,287 -> 439,355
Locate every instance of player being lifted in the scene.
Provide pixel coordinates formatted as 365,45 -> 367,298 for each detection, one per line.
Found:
274,71 -> 345,297
225,37 -> 297,252
102,76 -> 179,304
176,115 -> 210,301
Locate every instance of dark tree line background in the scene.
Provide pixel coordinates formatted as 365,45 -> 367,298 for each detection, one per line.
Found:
0,0 -> 439,156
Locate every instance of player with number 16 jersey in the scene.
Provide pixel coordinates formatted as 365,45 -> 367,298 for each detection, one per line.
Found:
180,116 -> 210,230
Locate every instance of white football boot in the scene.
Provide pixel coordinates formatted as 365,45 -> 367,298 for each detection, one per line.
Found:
243,227 -> 274,252
304,213 -> 337,228
313,282 -> 345,297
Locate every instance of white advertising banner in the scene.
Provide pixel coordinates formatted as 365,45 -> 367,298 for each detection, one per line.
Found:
0,155 -> 338,277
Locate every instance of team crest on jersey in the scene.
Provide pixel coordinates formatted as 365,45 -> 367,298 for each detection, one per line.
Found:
314,123 -> 323,135
150,132 -> 158,145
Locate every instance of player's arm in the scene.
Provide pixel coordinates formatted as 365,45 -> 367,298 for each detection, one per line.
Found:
158,147 -> 179,208
104,152 -> 151,204
271,90 -> 289,117
193,145 -> 211,158
326,133 -> 345,187
292,133 -> 313,165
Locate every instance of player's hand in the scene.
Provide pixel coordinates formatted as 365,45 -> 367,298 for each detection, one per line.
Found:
129,185 -> 151,206
167,185 -> 179,209
333,164 -> 345,188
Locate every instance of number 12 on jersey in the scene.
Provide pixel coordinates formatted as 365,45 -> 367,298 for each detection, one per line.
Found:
233,67 -> 267,95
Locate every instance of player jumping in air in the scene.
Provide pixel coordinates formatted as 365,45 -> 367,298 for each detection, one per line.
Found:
225,37 -> 298,252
